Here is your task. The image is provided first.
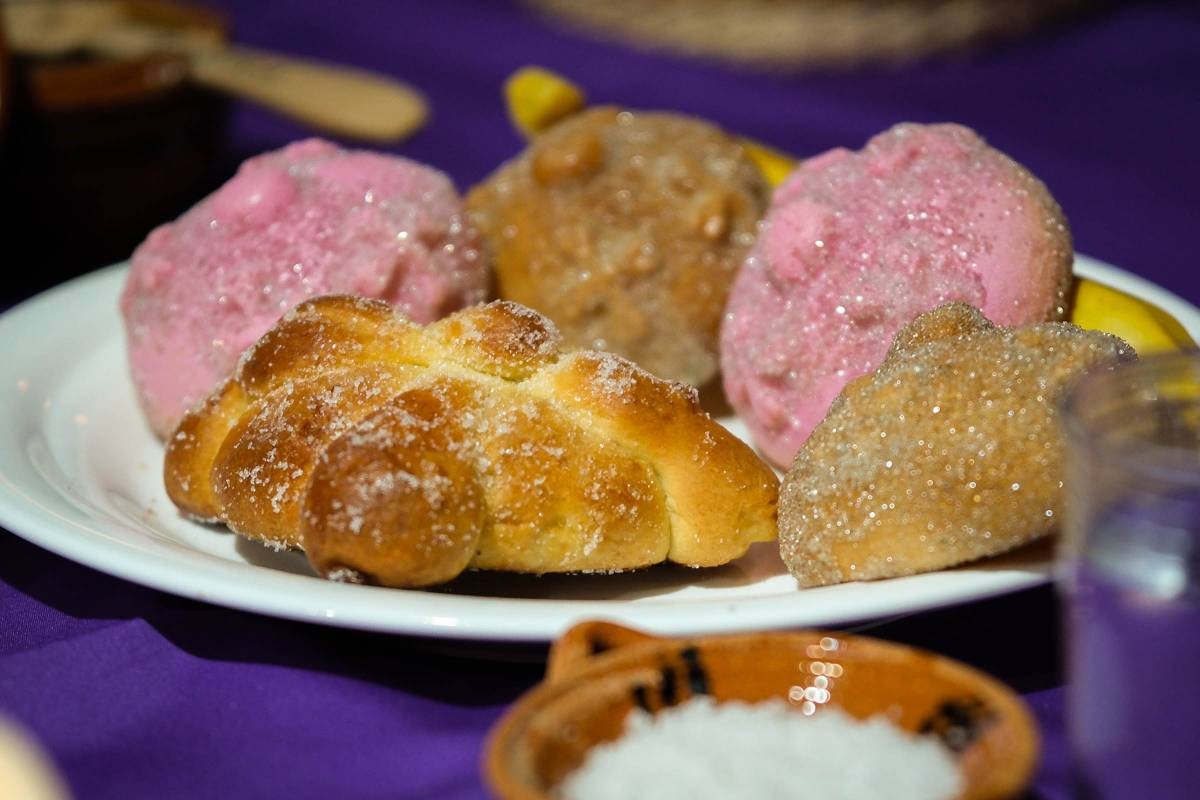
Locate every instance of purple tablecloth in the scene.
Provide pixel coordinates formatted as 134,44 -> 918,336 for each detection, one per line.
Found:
2,1 -> 1199,797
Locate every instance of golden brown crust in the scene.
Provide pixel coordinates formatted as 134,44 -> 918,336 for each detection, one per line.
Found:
538,350 -> 779,566
211,365 -> 417,547
165,295 -> 778,587
302,380 -> 488,587
466,106 -> 769,385
164,295 -> 413,526
164,379 -> 247,522
779,303 -> 1135,588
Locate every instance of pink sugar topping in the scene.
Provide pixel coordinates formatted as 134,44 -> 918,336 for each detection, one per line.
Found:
721,123 -> 1070,467
120,139 -> 487,438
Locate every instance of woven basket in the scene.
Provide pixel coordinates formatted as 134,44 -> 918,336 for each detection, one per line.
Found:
526,0 -> 1097,69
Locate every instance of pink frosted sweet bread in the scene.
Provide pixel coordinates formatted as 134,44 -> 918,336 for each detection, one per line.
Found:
120,138 -> 487,438
720,123 -> 1073,468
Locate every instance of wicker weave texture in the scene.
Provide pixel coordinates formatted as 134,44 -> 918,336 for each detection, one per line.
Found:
527,0 -> 1096,68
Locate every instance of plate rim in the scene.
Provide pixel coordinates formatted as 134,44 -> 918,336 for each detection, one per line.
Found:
0,255 -> 1194,642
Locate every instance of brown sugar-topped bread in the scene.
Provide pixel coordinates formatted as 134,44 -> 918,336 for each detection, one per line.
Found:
466,106 -> 770,386
165,295 -> 778,588
779,303 -> 1134,588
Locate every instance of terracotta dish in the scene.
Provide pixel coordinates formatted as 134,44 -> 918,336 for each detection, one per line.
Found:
485,621 -> 1038,799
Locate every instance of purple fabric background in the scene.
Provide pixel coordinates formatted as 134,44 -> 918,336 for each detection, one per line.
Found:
2,1 -> 1199,797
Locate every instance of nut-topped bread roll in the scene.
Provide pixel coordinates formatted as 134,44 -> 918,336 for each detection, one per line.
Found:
467,106 -> 770,386
165,296 -> 778,588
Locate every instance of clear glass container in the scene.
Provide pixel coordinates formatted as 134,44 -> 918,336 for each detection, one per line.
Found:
1060,351 -> 1200,800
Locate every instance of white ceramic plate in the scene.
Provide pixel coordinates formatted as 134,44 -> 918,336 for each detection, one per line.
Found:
1,257 -> 1195,642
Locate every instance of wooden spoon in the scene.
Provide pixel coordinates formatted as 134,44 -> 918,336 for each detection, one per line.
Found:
3,0 -> 428,142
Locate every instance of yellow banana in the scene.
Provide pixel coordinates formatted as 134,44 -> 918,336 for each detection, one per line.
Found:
503,66 -> 587,140
739,139 -> 796,188
501,66 -> 1195,355
1070,277 -> 1195,354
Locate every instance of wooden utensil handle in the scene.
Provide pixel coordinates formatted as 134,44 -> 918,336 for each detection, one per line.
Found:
189,45 -> 428,143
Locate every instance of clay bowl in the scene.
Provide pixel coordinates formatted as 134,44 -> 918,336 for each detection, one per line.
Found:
485,621 -> 1039,799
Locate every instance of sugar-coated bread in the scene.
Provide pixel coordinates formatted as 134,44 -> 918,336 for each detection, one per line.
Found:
467,106 -> 769,386
121,138 -> 487,439
779,303 -> 1134,588
722,123 -> 1074,468
165,296 -> 778,587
